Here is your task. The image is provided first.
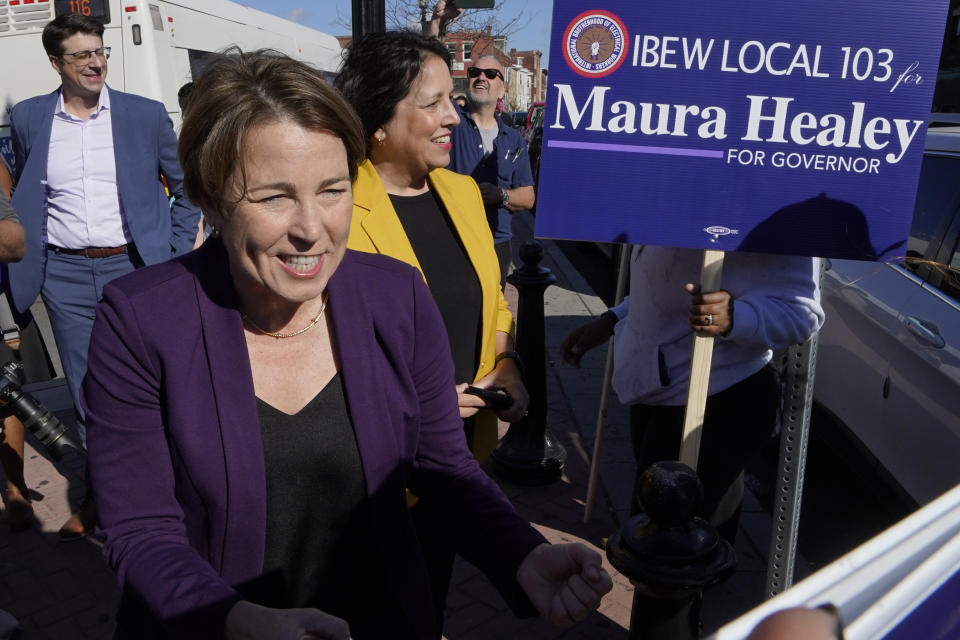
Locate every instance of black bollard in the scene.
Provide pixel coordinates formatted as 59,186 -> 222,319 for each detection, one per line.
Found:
607,461 -> 737,640
490,241 -> 567,485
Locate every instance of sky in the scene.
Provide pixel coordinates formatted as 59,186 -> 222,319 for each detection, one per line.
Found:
241,0 -> 555,68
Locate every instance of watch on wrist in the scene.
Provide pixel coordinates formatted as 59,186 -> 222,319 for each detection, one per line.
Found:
499,188 -> 510,208
494,350 -> 524,376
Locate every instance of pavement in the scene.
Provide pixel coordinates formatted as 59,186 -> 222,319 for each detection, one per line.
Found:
0,212 -> 798,638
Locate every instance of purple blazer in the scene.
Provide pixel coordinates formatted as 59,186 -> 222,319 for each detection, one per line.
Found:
83,239 -> 545,639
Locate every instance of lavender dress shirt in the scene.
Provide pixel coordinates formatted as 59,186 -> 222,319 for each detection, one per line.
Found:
46,88 -> 130,249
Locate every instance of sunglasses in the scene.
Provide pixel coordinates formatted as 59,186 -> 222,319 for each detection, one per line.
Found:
468,66 -> 504,81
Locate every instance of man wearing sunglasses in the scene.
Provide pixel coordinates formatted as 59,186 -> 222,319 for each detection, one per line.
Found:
426,4 -> 536,286
449,57 -> 536,287
7,14 -> 201,540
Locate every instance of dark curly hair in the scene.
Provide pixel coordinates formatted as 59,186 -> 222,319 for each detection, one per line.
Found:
179,48 -> 366,218
334,31 -> 451,152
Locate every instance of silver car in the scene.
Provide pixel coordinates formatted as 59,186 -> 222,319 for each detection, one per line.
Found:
815,120 -> 960,507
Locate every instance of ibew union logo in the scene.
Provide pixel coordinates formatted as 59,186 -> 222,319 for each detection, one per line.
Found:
704,225 -> 740,238
562,10 -> 629,78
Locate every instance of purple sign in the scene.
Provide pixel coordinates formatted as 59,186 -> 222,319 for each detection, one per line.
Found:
534,1 -> 949,260
883,564 -> 960,639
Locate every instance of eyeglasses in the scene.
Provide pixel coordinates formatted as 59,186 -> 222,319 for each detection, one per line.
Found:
61,47 -> 111,65
468,66 -> 503,81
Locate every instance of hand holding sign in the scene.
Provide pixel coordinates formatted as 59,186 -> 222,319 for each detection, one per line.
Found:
686,282 -> 733,337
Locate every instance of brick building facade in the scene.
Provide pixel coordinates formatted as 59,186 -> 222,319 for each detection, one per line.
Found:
337,31 -> 546,112
444,29 -> 544,112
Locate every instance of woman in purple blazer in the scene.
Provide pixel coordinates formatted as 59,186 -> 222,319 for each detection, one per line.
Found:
82,51 -> 611,640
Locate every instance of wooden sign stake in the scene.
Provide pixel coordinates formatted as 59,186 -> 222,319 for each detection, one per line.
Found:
679,249 -> 725,470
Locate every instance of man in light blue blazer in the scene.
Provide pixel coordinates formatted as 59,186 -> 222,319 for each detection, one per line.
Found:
7,14 -> 200,538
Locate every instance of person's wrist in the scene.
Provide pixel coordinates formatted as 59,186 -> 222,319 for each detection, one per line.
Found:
495,350 -> 524,377
721,300 -> 735,338
224,600 -> 255,638
516,542 -> 550,583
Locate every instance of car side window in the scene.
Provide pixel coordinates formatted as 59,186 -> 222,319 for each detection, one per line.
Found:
936,239 -> 960,301
906,154 -> 960,272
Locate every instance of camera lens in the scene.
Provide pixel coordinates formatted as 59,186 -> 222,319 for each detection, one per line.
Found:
0,362 -> 81,462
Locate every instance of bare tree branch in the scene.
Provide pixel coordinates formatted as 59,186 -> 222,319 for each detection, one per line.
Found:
329,0 -> 532,49
386,0 -> 530,40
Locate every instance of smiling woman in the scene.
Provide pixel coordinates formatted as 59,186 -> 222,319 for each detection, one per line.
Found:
212,123 -> 352,335
82,48 -> 611,640
337,30 -> 529,448
335,29 -> 535,627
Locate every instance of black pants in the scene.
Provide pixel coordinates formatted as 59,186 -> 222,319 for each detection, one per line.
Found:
629,365 -> 779,542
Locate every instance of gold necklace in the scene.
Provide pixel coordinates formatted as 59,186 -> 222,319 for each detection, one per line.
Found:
242,294 -> 328,339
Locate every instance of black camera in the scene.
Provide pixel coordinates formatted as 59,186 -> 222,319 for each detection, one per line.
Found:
0,361 -> 81,461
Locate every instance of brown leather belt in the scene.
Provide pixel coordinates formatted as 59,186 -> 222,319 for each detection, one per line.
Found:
47,244 -> 130,258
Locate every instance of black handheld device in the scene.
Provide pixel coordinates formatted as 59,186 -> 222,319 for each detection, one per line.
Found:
464,385 -> 514,410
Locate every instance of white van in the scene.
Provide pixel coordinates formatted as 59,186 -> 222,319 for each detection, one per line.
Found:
0,0 -> 344,172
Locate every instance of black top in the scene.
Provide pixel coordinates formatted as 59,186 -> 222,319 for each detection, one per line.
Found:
239,373 -> 409,638
390,190 -> 483,383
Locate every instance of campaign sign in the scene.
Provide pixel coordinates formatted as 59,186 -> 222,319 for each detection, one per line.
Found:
534,1 -> 948,260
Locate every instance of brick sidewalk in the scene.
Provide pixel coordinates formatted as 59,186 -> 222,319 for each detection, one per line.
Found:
441,410 -> 633,639
0,430 -> 118,639
437,273 -> 632,638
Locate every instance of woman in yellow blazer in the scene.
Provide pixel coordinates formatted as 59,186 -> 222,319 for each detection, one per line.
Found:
337,31 -> 528,463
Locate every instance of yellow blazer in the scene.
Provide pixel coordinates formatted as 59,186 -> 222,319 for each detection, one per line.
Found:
348,160 -> 513,460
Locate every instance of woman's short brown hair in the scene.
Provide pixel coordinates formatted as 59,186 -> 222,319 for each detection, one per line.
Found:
179,48 -> 366,217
